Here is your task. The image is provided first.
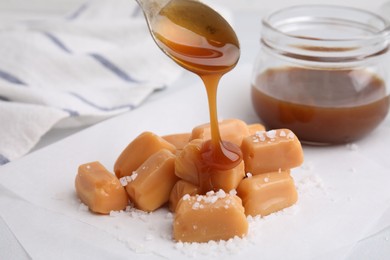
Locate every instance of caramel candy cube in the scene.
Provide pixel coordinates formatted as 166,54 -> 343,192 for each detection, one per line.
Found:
162,132 -> 191,150
175,139 -> 245,192
114,132 -> 176,178
241,129 -> 304,175
173,191 -> 248,242
169,180 -> 200,212
75,161 -> 128,214
248,123 -> 266,135
174,139 -> 202,185
210,160 -> 245,193
237,170 -> 297,217
125,149 -> 178,212
190,119 -> 249,146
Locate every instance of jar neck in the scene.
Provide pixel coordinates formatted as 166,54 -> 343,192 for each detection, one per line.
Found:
261,5 -> 390,67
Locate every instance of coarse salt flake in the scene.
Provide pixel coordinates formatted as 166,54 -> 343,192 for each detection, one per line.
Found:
246,172 -> 253,178
206,190 -> 215,196
119,177 -> 128,186
216,189 -> 227,199
229,189 -> 237,196
255,131 -> 266,142
182,194 -> 191,201
264,177 -> 269,183
266,130 -> 276,139
192,202 -> 201,210
109,210 -> 122,217
280,130 -> 287,137
287,132 -> 295,139
130,172 -> 138,181
255,130 -> 266,136
78,203 -> 89,212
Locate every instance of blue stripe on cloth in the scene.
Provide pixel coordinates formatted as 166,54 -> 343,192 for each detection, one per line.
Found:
62,108 -> 80,117
89,53 -> 140,83
0,96 -> 10,101
68,92 -> 135,112
0,154 -> 10,165
0,69 -> 26,85
66,2 -> 89,20
42,32 -> 72,54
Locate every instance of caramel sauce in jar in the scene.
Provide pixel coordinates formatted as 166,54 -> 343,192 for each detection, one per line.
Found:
252,68 -> 390,144
252,5 -> 390,144
153,0 -> 242,192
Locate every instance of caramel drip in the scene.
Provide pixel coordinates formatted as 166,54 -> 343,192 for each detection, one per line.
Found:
153,0 -> 242,192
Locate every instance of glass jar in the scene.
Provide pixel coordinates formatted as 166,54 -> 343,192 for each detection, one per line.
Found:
251,5 -> 390,144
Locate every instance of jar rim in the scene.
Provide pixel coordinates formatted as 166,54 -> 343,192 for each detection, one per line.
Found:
261,5 -> 390,64
262,5 -> 390,42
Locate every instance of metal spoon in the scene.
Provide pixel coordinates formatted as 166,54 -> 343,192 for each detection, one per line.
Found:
135,0 -> 240,75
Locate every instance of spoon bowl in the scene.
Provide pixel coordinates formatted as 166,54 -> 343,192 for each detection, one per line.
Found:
135,0 -> 240,75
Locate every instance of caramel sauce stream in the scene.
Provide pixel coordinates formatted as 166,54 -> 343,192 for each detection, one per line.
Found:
152,0 -> 242,192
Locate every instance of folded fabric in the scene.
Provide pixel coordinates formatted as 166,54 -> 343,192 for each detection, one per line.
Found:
0,0 -> 183,165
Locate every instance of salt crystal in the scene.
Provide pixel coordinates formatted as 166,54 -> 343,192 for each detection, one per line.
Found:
192,202 -> 201,210
209,196 -> 219,204
225,199 -> 231,205
216,189 -> 226,199
229,189 -> 237,196
86,164 -> 91,169
255,130 -> 266,136
255,131 -> 266,142
193,225 -> 198,230
264,177 -> 269,183
206,190 -> 215,196
280,130 -> 287,137
165,212 -> 173,219
119,177 -> 128,186
224,205 -> 229,209
182,194 -> 191,201
287,132 -> 295,139
246,172 -> 253,178
175,241 -> 184,249
266,130 -> 276,139
78,203 -> 89,212
130,172 -> 138,181
109,210 -> 121,217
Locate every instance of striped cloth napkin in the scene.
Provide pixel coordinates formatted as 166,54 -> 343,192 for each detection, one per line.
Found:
0,0 -> 182,165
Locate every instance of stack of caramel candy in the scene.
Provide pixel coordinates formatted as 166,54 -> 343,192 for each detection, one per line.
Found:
75,119 -> 304,243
